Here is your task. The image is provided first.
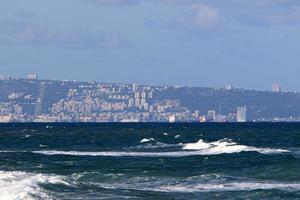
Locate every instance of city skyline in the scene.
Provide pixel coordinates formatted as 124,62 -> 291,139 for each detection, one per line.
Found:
0,0 -> 300,90
0,75 -> 299,123
0,72 -> 294,93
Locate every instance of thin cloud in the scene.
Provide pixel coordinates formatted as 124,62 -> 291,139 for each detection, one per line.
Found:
87,0 -> 140,5
157,0 -> 300,26
165,3 -> 222,33
0,19 -> 132,50
189,4 -> 220,29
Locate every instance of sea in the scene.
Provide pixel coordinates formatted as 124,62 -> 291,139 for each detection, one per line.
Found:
1,123 -> 300,200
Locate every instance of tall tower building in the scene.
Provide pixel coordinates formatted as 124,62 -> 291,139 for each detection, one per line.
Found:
207,110 -> 216,121
84,96 -> 92,116
225,85 -> 233,91
132,83 -> 138,92
237,106 -> 247,122
272,83 -> 281,93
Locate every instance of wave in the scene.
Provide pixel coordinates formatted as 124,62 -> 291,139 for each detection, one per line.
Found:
1,170 -> 299,199
100,181 -> 300,193
128,142 -> 182,150
182,139 -> 289,155
32,150 -> 204,157
140,138 -> 155,143
0,150 -> 17,153
86,174 -> 300,193
153,181 -> 300,193
32,138 -> 289,157
0,171 -> 70,200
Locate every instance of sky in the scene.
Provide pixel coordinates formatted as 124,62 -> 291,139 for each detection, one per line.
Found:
0,0 -> 300,90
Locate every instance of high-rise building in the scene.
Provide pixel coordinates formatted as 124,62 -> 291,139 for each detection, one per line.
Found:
141,98 -> 146,106
128,98 -> 134,108
148,91 -> 153,99
194,110 -> 199,119
272,83 -> 281,93
135,99 -> 140,107
132,83 -> 138,92
237,106 -> 247,122
168,115 -> 176,123
28,73 -> 38,80
225,85 -> 233,91
141,92 -> 146,99
84,97 -> 92,116
134,92 -> 140,99
207,110 -> 216,121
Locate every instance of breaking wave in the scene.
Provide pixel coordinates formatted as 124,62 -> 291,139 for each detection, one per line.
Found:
182,139 -> 289,154
32,138 -> 289,157
32,150 -> 202,157
140,138 -> 155,143
0,171 -> 69,200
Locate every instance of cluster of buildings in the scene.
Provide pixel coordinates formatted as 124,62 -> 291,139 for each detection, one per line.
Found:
39,83 -> 214,122
0,74 -> 250,123
2,74 -> 298,123
198,106 -> 247,123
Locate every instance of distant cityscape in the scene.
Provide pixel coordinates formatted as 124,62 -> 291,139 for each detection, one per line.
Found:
0,73 -> 299,123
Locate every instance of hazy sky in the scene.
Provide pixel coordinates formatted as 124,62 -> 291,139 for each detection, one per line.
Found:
1,0 -> 300,90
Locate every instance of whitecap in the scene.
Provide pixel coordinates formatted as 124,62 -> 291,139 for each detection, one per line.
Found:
33,150 -> 201,157
0,171 -> 69,200
32,138 -> 289,158
140,138 -> 155,143
174,135 -> 181,139
0,150 -> 25,153
182,139 -> 289,155
157,182 -> 300,193
129,143 -> 179,150
0,150 -> 13,153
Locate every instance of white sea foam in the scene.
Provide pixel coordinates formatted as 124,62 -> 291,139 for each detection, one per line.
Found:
100,181 -> 300,193
157,182 -> 300,192
0,150 -> 17,153
33,139 -> 289,157
182,139 -> 289,155
0,171 -> 68,200
140,138 -> 155,143
129,142 -> 181,150
33,150 -> 203,157
174,135 -> 181,139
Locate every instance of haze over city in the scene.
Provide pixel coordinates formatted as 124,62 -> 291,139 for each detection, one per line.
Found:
1,0 -> 300,90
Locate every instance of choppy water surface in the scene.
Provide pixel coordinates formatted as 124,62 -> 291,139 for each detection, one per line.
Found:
1,123 -> 300,199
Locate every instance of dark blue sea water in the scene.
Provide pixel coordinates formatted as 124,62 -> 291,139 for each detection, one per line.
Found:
1,123 -> 300,199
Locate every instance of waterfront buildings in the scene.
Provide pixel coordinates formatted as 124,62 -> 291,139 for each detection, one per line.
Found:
272,83 -> 281,93
237,106 -> 247,122
0,77 -> 298,122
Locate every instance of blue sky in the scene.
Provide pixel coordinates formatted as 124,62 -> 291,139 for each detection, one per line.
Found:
1,0 -> 300,90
